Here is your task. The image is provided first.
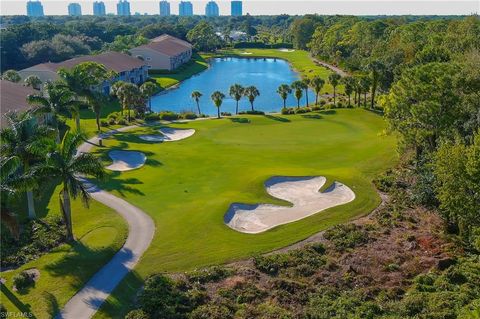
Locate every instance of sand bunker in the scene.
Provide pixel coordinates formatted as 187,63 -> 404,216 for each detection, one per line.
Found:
278,48 -> 295,52
240,51 -> 253,55
224,176 -> 355,234
139,127 -> 195,142
106,150 -> 146,171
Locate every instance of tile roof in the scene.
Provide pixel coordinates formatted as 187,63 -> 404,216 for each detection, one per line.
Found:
136,34 -> 192,57
21,51 -> 146,74
0,80 -> 36,127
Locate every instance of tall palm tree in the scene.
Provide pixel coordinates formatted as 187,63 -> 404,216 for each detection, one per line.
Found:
140,82 -> 158,113
0,112 -> 54,219
301,77 -> 311,107
328,73 -> 341,107
229,84 -> 244,114
310,76 -> 325,106
211,91 -> 226,119
341,76 -> 355,107
365,60 -> 384,109
1,155 -> 38,240
114,82 -> 143,122
27,82 -> 80,142
41,132 -> 104,241
244,86 -> 260,111
24,75 -> 42,90
290,80 -> 304,108
191,91 -> 203,115
57,62 -> 111,130
277,84 -> 292,108
88,92 -> 108,132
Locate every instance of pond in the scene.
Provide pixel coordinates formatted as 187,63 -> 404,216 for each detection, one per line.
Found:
150,57 -> 316,115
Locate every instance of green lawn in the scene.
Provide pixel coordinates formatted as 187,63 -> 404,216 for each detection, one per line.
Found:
221,48 -> 343,94
0,183 -> 128,318
150,53 -> 210,89
91,108 -> 396,317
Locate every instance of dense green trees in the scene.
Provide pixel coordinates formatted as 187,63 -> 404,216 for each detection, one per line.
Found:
187,21 -> 223,52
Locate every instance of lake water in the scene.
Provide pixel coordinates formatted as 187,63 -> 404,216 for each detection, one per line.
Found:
151,57 -> 315,115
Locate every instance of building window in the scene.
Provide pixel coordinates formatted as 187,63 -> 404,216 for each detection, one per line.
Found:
146,57 -> 151,61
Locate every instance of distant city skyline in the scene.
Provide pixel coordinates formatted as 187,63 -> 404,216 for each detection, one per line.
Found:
7,0 -> 479,16
68,2 -> 82,15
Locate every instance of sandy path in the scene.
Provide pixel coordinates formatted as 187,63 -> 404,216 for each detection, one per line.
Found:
57,127 -> 155,319
225,176 -> 355,234
311,57 -> 349,77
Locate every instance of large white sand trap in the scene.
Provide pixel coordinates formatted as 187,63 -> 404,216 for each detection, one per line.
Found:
224,176 -> 355,234
278,48 -> 295,52
106,150 -> 146,171
139,127 -> 195,142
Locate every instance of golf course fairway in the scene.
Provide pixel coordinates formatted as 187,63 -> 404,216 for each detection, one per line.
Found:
93,108 -> 397,317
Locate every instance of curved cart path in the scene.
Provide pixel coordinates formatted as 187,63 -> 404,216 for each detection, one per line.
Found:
57,125 -> 155,319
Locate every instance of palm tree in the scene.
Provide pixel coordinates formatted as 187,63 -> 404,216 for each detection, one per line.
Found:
310,76 -> 325,106
0,112 -> 54,219
114,82 -> 143,122
341,76 -> 355,107
243,86 -> 260,111
229,84 -> 244,114
191,91 -> 203,115
140,82 -> 158,113
359,75 -> 371,108
365,60 -> 384,109
1,155 -> 39,240
211,91 -> 226,119
89,92 -> 108,132
41,132 -> 105,241
276,84 -> 292,108
28,82 -> 81,141
328,73 -> 341,107
302,77 -> 310,107
290,80 -> 304,108
24,75 -> 42,90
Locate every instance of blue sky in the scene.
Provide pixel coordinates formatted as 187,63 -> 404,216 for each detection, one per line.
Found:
1,0 -> 478,16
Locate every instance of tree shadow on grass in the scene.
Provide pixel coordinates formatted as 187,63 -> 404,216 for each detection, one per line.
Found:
42,291 -> 59,318
230,118 -> 250,124
302,114 -> 323,119
264,114 -> 291,123
318,109 -> 336,115
0,283 -> 35,317
97,173 -> 146,197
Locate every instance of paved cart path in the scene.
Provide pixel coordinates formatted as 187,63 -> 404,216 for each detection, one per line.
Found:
56,125 -> 155,319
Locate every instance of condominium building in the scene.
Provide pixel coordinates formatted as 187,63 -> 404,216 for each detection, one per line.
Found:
205,1 -> 219,16
68,3 -> 82,16
159,0 -> 171,16
93,1 -> 106,16
26,0 -> 44,17
117,0 -> 131,16
179,1 -> 193,16
231,1 -> 242,16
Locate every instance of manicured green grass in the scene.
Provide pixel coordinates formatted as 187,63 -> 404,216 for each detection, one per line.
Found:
91,108 -> 396,317
0,183 -> 128,318
150,53 -> 209,89
221,48 -> 343,94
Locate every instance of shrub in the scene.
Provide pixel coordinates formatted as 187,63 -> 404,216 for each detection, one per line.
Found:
311,105 -> 321,111
220,112 -> 232,117
186,266 -> 234,284
117,118 -> 127,125
337,102 -> 344,108
138,275 -> 192,318
125,309 -> 150,319
320,100 -> 326,106
239,110 -> 265,115
158,111 -> 180,121
144,113 -> 160,121
13,271 -> 35,290
189,304 -> 233,319
100,119 -> 109,127
181,112 -> 198,120
323,224 -> 370,251
294,107 -> 311,114
281,107 -> 295,115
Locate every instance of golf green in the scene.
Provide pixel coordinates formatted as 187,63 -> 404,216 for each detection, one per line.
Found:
92,109 -> 396,273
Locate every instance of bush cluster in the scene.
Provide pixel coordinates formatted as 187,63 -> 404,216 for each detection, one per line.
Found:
186,266 -> 234,284
238,110 -> 265,115
144,111 -> 207,122
323,224 -> 371,251
12,271 -> 35,291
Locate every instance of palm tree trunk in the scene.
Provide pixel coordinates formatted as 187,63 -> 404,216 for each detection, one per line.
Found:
315,92 -> 319,106
149,98 -> 152,113
305,89 -> 309,107
283,99 -> 286,108
26,191 -> 36,219
61,188 -> 74,241
75,114 -> 81,131
236,100 -> 239,114
250,101 -> 254,111
348,94 -> 351,107
371,83 -> 376,109
96,112 -> 101,132
217,107 -> 220,119
196,101 -> 201,115
333,87 -> 336,106
364,93 -> 367,107
297,99 -> 300,108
